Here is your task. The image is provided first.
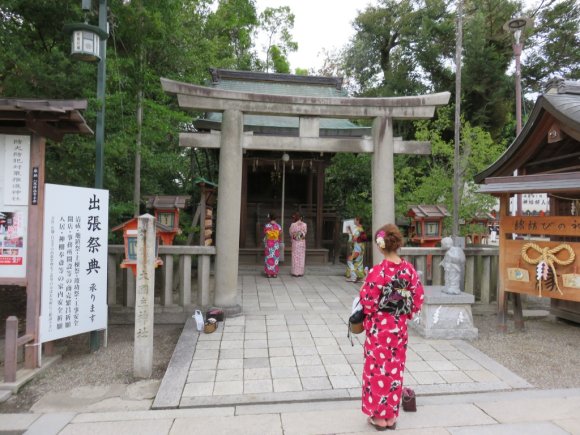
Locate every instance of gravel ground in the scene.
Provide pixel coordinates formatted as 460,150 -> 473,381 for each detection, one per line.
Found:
472,312 -> 580,389
0,324 -> 180,413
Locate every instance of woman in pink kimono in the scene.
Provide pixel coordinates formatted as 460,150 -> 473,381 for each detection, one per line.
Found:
263,212 -> 282,278
289,212 -> 307,277
359,223 -> 424,430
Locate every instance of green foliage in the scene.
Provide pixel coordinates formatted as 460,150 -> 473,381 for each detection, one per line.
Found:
0,0 -> 263,236
270,45 -> 290,74
523,0 -> 580,92
258,6 -> 298,72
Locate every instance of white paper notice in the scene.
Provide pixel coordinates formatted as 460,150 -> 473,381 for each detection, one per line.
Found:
40,184 -> 109,342
0,134 -> 30,279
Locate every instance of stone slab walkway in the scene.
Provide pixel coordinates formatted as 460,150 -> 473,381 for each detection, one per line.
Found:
2,388 -> 579,434
163,274 -> 531,408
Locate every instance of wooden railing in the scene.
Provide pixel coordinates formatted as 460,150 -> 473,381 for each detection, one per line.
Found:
107,245 -> 216,314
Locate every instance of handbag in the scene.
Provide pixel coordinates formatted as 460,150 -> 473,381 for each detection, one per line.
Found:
402,387 -> 417,412
206,308 -> 224,322
204,318 -> 218,334
347,299 -> 365,345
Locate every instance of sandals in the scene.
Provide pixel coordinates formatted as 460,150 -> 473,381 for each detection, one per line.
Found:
368,417 -> 397,431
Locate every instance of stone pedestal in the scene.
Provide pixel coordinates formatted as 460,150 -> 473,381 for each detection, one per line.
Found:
410,286 -> 478,340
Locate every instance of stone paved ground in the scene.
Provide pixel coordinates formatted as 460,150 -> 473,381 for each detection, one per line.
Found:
179,274 -> 530,407
2,388 -> 579,434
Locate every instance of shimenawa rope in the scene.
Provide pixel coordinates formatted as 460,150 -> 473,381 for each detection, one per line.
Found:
520,243 -> 575,296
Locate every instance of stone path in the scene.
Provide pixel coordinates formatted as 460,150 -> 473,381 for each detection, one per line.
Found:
2,388 -> 579,434
172,274 -> 531,408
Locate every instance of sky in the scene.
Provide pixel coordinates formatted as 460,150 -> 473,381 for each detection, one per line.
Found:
254,0 -> 541,73
254,0 -> 370,71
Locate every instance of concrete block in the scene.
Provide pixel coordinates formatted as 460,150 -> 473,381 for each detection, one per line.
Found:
273,378 -> 303,392
243,379 -> 273,394
24,412 -> 76,435
448,422 -> 569,435
0,414 -> 40,433
244,368 -> 272,380
182,382 -> 214,397
271,366 -> 299,379
152,317 -> 198,410
410,286 -> 478,340
169,415 -> 282,435
59,419 -> 173,435
476,397 -> 580,423
301,377 -> 332,391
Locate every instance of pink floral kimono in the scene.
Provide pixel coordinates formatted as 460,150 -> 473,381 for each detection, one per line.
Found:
289,220 -> 307,276
264,221 -> 282,277
359,259 -> 424,421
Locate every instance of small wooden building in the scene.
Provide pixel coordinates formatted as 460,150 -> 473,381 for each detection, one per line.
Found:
465,212 -> 497,245
475,78 -> 580,325
407,205 -> 450,247
194,69 -> 371,264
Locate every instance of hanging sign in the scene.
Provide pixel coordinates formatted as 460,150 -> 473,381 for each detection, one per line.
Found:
0,134 -> 31,279
40,184 -> 109,342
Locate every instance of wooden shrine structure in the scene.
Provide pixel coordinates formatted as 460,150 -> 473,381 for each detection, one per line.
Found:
162,69 -> 449,314
407,205 -> 450,247
0,99 -> 91,378
476,78 -> 580,326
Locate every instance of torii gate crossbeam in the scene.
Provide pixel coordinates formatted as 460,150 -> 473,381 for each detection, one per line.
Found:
162,78 -> 450,315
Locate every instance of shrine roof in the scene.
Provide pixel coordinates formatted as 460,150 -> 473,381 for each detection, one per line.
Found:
145,195 -> 191,209
194,68 -> 371,136
475,78 -> 580,185
0,98 -> 92,140
407,205 -> 450,219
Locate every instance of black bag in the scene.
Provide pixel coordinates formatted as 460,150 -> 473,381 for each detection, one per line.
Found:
347,302 -> 365,345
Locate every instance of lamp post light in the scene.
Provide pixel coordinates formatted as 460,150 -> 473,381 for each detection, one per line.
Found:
65,0 -> 109,351
65,0 -> 108,189
504,17 -> 532,216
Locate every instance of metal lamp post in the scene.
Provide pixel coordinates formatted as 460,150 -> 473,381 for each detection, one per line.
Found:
65,0 -> 108,189
504,17 -> 532,216
65,0 -> 109,350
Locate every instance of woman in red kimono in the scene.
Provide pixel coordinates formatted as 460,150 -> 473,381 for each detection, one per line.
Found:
359,223 -> 424,430
263,212 -> 282,278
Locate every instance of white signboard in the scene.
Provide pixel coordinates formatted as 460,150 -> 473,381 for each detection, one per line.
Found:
510,193 -> 550,216
0,134 -> 30,278
2,134 -> 31,206
40,184 -> 109,342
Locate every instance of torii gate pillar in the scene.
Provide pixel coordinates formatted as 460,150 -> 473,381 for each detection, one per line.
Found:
371,117 -> 395,264
214,110 -> 243,315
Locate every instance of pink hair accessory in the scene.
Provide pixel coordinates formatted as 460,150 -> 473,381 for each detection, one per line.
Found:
375,230 -> 386,249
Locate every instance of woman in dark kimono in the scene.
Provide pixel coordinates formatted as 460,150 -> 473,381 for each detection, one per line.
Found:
359,224 -> 424,430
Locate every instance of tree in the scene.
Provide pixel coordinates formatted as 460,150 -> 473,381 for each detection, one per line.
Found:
205,0 -> 259,70
0,0 -> 259,235
523,0 -> 580,92
258,6 -> 298,72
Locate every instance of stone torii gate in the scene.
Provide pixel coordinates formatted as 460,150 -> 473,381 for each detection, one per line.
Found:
162,78 -> 450,314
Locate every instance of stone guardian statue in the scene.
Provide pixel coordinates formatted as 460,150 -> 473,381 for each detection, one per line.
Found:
440,237 -> 466,295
